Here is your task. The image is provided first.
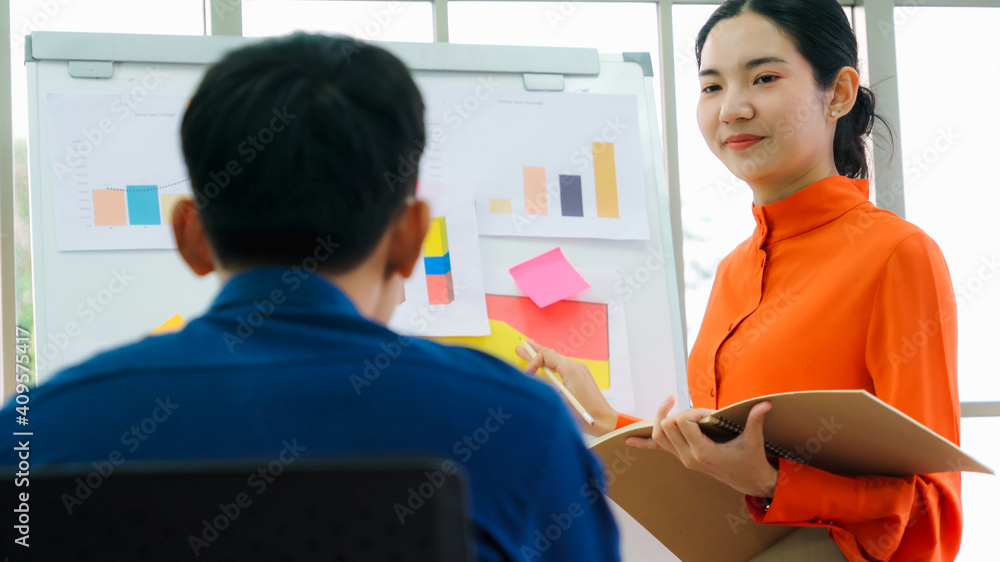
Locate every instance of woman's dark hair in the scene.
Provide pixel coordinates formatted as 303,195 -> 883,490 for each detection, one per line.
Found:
695,0 -> 890,179
181,33 -> 425,272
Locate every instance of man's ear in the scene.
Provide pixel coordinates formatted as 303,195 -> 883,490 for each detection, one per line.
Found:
172,198 -> 216,277
385,199 -> 430,280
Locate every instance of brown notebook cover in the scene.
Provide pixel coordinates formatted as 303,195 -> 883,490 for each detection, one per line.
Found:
588,390 -> 992,562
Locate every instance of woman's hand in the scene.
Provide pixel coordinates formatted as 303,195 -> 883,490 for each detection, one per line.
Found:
515,339 -> 618,436
627,398 -> 779,498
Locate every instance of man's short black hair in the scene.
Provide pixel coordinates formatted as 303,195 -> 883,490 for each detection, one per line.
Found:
180,33 -> 425,273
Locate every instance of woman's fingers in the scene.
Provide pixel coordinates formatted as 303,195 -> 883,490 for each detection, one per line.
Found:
625,437 -> 662,450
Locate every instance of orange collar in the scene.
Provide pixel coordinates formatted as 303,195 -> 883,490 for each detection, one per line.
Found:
751,176 -> 870,248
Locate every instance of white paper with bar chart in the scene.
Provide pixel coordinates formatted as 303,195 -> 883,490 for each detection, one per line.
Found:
418,80 -> 650,241
45,93 -> 191,251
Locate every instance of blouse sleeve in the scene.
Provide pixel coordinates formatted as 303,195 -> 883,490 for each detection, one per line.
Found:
615,413 -> 643,430
749,233 -> 963,561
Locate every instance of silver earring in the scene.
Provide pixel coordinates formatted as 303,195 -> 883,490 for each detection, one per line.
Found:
831,110 -> 838,117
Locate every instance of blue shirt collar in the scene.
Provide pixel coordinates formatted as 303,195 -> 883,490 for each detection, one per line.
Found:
209,267 -> 360,316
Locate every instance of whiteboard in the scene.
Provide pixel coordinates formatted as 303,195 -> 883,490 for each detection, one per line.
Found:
24,31 -> 688,421
25,30 -> 688,562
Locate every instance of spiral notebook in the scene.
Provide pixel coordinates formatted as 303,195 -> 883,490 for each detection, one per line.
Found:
699,414 -> 811,465
587,389 -> 993,562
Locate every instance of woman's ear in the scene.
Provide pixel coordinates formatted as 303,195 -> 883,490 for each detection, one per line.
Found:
171,198 -> 216,277
385,198 -> 430,280
829,66 -> 860,120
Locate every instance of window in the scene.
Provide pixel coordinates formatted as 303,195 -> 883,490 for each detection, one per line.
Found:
242,0 -> 434,42
895,6 -> 1000,403
957,416 -> 1000,560
449,1 -> 662,133
671,3 -> 752,344
7,0 -> 206,389
894,9 -> 1000,556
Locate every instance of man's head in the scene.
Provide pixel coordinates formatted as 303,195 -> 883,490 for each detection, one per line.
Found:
174,33 -> 430,319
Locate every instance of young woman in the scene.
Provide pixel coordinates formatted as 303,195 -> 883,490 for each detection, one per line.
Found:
518,0 -> 962,559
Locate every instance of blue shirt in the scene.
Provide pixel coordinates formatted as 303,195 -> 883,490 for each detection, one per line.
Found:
2,268 -> 620,561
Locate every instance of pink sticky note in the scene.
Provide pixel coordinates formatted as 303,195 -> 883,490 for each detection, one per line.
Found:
509,248 -> 591,308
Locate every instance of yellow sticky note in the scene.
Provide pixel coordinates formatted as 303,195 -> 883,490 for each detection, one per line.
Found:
150,313 -> 185,336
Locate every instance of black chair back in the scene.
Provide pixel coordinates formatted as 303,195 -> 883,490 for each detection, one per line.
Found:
3,456 -> 472,561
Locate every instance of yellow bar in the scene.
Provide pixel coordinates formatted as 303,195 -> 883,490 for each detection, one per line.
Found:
489,198 -> 512,214
423,216 -> 449,257
159,193 -> 187,226
593,143 -> 620,218
523,166 -> 547,215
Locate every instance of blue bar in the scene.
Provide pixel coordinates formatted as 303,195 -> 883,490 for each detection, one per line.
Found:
423,252 -> 452,275
126,185 -> 161,225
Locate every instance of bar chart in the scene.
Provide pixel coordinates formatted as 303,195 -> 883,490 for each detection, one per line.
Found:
487,142 -> 622,221
48,94 -> 191,250
413,81 -> 649,240
91,185 -> 188,227
423,217 -> 455,305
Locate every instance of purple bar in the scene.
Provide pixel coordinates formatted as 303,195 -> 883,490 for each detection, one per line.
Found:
560,175 -> 584,217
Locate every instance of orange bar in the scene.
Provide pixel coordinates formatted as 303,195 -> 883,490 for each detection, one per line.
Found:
593,143 -> 620,218
523,166 -> 547,215
92,189 -> 127,226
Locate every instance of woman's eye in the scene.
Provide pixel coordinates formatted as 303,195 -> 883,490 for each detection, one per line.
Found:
701,84 -> 721,94
754,74 -> 779,85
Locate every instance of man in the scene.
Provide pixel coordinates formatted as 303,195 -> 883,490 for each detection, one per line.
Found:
2,34 -> 619,560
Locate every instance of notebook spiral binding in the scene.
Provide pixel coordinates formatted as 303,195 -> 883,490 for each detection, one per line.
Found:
708,415 -> 811,466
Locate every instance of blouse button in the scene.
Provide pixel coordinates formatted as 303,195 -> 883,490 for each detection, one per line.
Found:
710,389 -> 716,397
728,323 -> 735,331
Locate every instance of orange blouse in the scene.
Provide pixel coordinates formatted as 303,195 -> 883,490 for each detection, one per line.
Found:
686,175 -> 961,561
